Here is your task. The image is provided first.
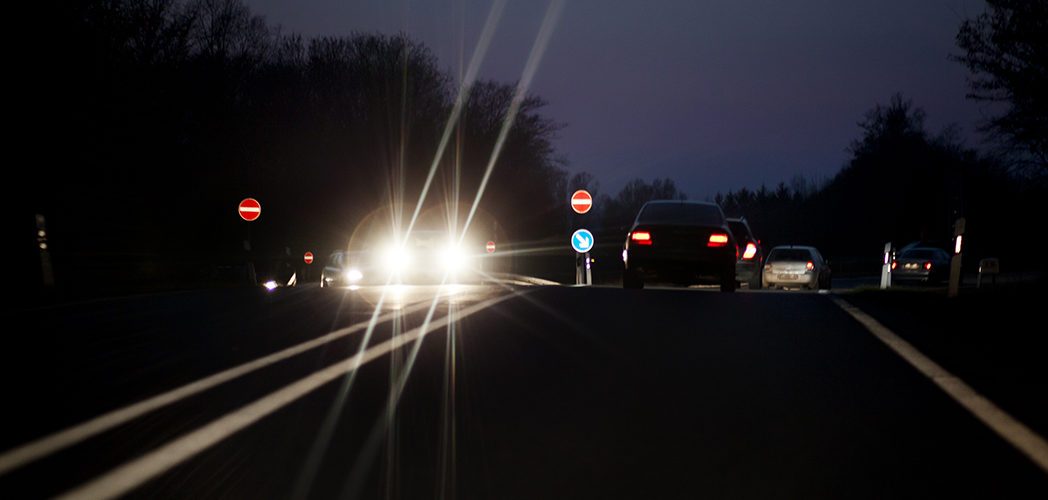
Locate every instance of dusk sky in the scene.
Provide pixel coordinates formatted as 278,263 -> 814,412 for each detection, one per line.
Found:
244,0 -> 992,201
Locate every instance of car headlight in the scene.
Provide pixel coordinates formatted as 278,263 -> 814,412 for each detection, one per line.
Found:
440,245 -> 469,272
263,280 -> 278,291
383,245 -> 412,273
345,268 -> 363,283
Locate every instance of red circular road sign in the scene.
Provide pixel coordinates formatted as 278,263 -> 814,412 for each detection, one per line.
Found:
304,251 -> 314,264
570,190 -> 592,214
238,198 -> 261,221
486,241 -> 496,253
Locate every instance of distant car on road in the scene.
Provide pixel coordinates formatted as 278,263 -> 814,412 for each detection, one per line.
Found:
726,217 -> 763,289
321,230 -> 479,287
320,250 -> 366,287
762,245 -> 831,290
891,246 -> 950,284
622,200 -> 737,292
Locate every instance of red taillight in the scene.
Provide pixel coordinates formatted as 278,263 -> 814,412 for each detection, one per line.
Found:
924,262 -> 932,270
806,261 -> 814,271
742,242 -> 757,260
708,233 -> 729,247
891,262 -> 897,270
631,231 -> 652,245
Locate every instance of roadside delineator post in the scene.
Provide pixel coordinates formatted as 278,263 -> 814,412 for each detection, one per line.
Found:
948,217 -> 965,298
977,258 -> 999,289
880,242 -> 893,289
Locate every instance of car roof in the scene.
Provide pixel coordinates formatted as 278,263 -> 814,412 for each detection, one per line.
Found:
769,245 -> 817,251
644,199 -> 718,207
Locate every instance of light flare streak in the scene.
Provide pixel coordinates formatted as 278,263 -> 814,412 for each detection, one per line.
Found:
458,0 -> 565,246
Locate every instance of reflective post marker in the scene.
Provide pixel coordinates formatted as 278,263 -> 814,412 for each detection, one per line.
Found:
880,242 -> 892,289
948,217 -> 965,298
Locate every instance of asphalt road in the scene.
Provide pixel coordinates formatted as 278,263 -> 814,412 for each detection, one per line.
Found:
1,282 -> 1046,499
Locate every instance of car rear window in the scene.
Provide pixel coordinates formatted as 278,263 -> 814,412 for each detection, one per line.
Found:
636,202 -> 724,226
900,248 -> 939,259
767,248 -> 812,262
727,221 -> 751,241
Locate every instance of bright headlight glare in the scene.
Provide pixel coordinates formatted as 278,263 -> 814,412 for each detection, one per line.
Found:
345,268 -> 363,282
441,246 -> 468,271
383,246 -> 411,271
263,280 -> 278,291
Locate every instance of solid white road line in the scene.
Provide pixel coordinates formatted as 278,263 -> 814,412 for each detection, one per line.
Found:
52,291 -> 521,500
832,297 -> 1048,474
0,297 -> 440,476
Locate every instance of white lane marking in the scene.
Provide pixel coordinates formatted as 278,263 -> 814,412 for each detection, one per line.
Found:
832,297 -> 1048,474
0,297 -> 440,475
52,291 -> 521,500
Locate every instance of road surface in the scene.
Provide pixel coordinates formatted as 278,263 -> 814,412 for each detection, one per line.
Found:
2,282 -> 1045,499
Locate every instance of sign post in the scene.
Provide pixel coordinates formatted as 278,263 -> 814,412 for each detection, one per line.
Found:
570,190 -> 593,214
238,198 -> 261,221
571,229 -> 594,285
36,214 -> 55,287
569,190 -> 594,285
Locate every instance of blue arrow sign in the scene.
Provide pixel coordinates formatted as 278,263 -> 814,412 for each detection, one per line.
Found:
571,229 -> 594,253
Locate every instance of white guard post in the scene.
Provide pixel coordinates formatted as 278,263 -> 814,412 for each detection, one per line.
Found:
948,217 -> 965,298
977,258 -> 999,288
880,242 -> 892,289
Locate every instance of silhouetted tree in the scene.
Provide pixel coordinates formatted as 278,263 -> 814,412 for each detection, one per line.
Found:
26,0 -> 570,294
601,178 -> 687,230
955,0 -> 1048,178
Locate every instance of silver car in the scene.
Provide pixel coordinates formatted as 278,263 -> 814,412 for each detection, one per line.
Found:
762,245 -> 831,290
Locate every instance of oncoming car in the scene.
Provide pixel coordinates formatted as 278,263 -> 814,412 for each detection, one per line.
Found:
762,245 -> 831,290
321,230 -> 479,287
622,200 -> 738,292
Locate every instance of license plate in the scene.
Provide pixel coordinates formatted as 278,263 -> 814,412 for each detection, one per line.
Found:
778,274 -> 798,280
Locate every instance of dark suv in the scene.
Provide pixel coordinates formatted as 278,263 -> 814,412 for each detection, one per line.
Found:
726,217 -> 763,289
622,200 -> 737,292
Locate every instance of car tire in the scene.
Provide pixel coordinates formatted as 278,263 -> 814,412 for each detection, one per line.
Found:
720,268 -> 736,293
748,273 -> 761,289
623,270 -> 644,289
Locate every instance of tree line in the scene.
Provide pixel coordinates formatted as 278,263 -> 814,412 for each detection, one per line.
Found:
571,0 -> 1046,274
13,0 -> 1045,296
20,0 -> 571,293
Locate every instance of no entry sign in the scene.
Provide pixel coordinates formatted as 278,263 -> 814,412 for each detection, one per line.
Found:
304,251 -> 314,264
570,190 -> 592,214
238,198 -> 261,221
486,241 -> 496,253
